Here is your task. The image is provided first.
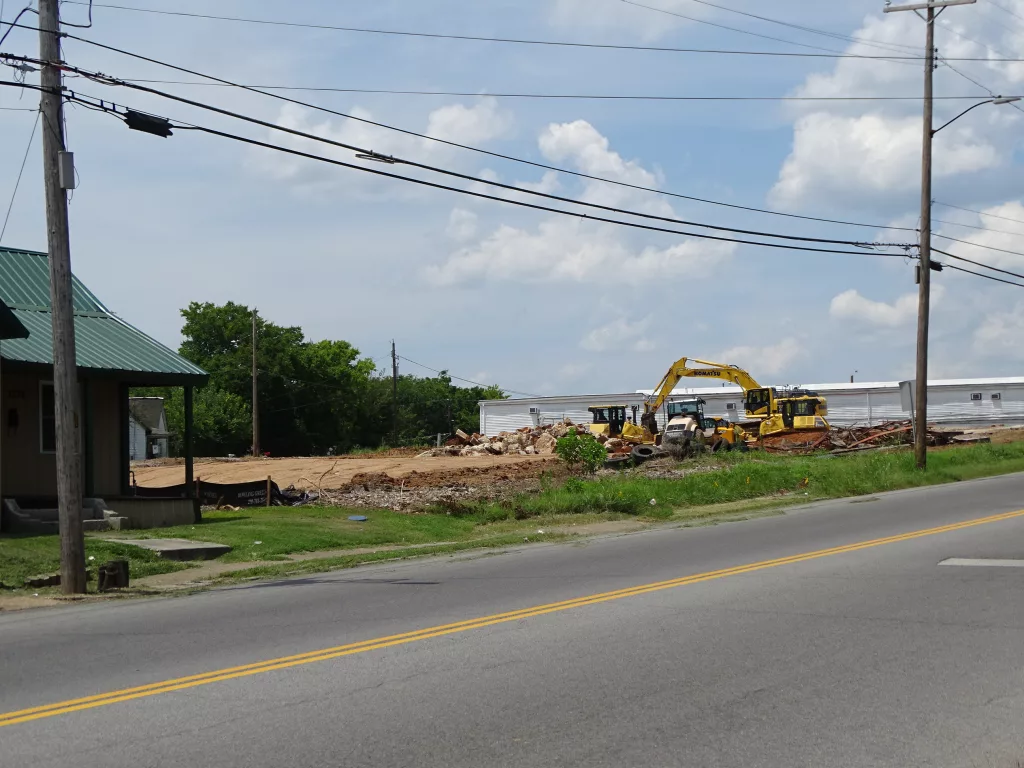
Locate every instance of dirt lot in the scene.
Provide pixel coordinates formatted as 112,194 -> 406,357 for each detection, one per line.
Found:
132,453 -> 557,491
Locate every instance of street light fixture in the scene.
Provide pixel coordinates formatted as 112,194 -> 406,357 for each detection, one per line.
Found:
933,96 -> 1021,135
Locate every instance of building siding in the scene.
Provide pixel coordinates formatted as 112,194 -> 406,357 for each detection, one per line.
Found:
478,379 -> 1024,437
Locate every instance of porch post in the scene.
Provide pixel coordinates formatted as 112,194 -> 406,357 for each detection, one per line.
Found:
184,385 -> 194,496
118,382 -> 130,495
82,378 -> 94,497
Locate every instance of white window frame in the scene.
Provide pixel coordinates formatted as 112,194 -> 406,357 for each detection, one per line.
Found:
39,379 -> 56,454
970,392 -> 983,402
991,392 -> 1002,401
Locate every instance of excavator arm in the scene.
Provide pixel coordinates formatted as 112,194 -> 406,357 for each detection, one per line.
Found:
644,357 -> 763,415
641,358 -> 772,436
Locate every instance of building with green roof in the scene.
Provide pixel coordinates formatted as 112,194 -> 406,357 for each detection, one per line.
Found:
0,247 -> 208,529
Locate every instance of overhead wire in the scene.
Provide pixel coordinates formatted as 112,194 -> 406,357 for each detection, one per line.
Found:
95,76 -> 1023,102
988,0 -> 1024,26
53,87 -> 916,259
933,217 -> 1024,237
397,355 -> 537,397
932,246 -> 1024,280
943,261 -> 1024,287
0,38 -> 920,234
33,58 -> 916,249
932,231 -> 1024,260
934,201 -> 1024,226
7,13 -> 1023,60
628,0 -> 922,56
0,106 -> 37,243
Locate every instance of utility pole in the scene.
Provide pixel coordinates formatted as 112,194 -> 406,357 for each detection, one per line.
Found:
391,340 -> 398,446
252,308 -> 259,457
884,0 -> 976,469
39,0 -> 86,594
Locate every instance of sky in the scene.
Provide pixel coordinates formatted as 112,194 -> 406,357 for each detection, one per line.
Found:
1,0 -> 1022,395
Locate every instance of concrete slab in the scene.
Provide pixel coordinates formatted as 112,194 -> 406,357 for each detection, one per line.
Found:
107,538 -> 232,561
938,557 -> 1024,568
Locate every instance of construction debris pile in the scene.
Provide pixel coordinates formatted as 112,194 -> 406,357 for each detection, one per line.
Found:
828,420 -> 986,452
419,420 -> 584,458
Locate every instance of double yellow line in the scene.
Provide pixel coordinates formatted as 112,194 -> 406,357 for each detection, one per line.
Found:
3,507 -> 1023,728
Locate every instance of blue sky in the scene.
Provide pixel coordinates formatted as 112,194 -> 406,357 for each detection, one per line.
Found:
1,0 -> 1022,394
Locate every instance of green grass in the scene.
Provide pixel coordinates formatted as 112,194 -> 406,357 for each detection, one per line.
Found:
103,506 -> 483,562
0,536 -> 189,589
438,441 -> 1024,520
4,441 -> 1023,592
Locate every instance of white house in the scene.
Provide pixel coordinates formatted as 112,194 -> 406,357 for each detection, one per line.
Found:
478,377 -> 1024,438
128,397 -> 171,461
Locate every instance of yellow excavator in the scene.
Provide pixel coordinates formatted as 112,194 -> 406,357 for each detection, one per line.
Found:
639,357 -> 829,441
587,405 -> 653,444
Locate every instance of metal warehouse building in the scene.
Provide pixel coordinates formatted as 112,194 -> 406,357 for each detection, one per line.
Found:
478,378 -> 1024,438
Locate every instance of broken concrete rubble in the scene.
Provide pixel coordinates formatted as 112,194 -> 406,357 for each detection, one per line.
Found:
422,420 -> 607,458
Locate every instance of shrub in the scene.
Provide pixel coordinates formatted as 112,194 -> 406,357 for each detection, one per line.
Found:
555,431 -> 607,474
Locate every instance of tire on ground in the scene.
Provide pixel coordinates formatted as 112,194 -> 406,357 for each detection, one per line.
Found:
630,445 -> 658,463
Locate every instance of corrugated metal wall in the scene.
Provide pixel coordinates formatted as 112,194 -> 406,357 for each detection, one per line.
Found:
480,382 -> 1024,437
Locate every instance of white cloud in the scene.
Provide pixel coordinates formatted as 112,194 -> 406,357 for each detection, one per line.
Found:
974,301 -> 1024,360
829,285 -> 945,328
250,100 -> 511,194
425,98 -> 512,144
580,315 -> 654,352
716,338 -> 804,377
770,114 -> 999,210
547,0 -> 707,39
516,171 -> 561,195
936,200 -> 1024,271
445,208 -> 478,241
423,217 -> 734,286
537,120 -> 669,212
772,8 -> 1022,212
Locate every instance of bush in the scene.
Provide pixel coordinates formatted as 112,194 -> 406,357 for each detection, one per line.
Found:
555,431 -> 607,474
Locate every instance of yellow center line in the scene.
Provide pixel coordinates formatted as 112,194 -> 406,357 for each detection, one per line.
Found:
2,507 -> 1022,728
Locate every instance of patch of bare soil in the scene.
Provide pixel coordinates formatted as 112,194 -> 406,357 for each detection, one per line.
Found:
131,453 -> 558,493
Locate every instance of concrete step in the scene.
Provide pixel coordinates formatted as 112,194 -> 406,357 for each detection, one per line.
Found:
104,538 -> 232,561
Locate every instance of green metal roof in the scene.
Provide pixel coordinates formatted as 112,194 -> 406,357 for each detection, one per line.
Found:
0,247 -> 207,384
0,298 -> 29,340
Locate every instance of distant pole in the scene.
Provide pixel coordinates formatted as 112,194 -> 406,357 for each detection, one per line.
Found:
39,0 -> 86,594
252,309 -> 259,457
885,0 -> 977,469
391,340 -> 398,445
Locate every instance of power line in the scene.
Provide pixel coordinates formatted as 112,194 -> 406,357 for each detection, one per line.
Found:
933,246 -> 1024,280
8,38 -> 917,233
0,107 -> 38,243
934,201 -> 1024,226
14,11 -> 1024,60
934,217 -> 1024,237
46,59 -> 913,249
629,0 -> 921,56
944,261 -> 1024,287
989,0 -> 1024,26
397,355 -> 538,397
105,77 -> 1022,102
60,88 -> 915,259
932,231 -> 1024,259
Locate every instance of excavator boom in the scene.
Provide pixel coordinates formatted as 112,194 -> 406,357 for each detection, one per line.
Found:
645,357 -> 764,417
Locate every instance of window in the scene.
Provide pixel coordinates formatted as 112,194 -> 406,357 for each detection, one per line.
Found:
970,392 -> 983,402
726,403 -> 737,411
40,381 -> 56,453
992,393 -> 1002,401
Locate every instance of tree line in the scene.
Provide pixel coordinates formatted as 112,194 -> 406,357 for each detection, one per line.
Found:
138,302 -> 506,457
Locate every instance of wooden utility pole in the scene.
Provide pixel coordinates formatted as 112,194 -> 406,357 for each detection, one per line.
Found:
391,340 -> 398,446
252,309 -> 259,457
884,0 -> 975,469
39,0 -> 86,594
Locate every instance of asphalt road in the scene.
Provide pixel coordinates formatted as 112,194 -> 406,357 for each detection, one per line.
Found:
3,473 -> 1024,767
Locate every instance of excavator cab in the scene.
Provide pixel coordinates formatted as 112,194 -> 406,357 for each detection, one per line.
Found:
744,387 -> 773,418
